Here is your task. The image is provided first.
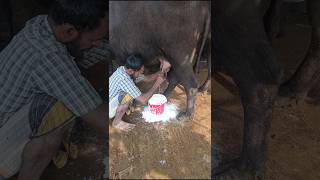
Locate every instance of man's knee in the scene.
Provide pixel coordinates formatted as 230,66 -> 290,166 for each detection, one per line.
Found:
118,93 -> 134,105
116,103 -> 129,113
117,92 -> 133,113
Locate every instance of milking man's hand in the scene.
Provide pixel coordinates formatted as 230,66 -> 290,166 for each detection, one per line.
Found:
159,58 -> 171,73
156,73 -> 166,86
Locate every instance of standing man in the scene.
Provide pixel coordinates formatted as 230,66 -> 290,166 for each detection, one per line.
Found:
109,54 -> 171,132
0,0 -> 108,179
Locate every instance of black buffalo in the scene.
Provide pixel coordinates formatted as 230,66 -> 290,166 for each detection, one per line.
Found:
109,1 -> 211,120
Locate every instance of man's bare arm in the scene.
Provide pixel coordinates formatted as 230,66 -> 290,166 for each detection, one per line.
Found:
81,103 -> 107,135
136,75 -> 165,104
141,59 -> 171,83
142,71 -> 161,82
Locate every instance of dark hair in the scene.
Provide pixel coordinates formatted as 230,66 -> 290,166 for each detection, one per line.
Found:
125,54 -> 144,71
49,0 -> 108,31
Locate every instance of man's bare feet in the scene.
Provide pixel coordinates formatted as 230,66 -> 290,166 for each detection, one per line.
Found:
112,120 -> 136,132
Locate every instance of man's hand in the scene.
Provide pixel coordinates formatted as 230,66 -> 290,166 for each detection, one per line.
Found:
135,73 -> 166,105
155,73 -> 166,86
160,58 -> 171,73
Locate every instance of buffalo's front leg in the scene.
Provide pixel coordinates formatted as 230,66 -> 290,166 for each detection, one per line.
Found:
279,0 -> 320,104
163,72 -> 178,98
213,84 -> 278,180
213,0 -> 282,178
172,64 -> 199,120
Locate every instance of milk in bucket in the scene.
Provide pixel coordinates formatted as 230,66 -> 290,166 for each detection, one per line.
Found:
143,94 -> 178,122
148,94 -> 167,115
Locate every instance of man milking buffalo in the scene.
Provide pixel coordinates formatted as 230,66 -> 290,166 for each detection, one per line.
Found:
109,54 -> 171,132
0,0 -> 108,179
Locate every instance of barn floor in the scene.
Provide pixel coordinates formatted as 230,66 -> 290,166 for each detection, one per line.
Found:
214,2 -> 320,180
109,70 -> 211,179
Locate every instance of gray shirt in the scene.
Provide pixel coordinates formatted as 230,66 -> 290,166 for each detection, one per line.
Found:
109,66 -> 142,100
0,15 -> 102,127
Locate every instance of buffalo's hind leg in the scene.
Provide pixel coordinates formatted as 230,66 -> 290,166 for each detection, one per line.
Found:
278,0 -> 320,105
181,85 -> 198,120
199,45 -> 212,93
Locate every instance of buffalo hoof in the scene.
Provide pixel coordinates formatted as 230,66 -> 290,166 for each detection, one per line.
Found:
274,96 -> 297,108
275,82 -> 306,107
213,159 -> 265,180
275,94 -> 307,108
213,167 -> 243,180
177,112 -> 193,121
275,83 -> 303,107
198,90 -> 209,97
213,158 -> 238,176
213,168 -> 264,180
198,83 -> 210,93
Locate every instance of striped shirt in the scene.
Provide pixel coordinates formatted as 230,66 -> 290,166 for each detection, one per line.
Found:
109,66 -> 142,100
0,15 -> 103,127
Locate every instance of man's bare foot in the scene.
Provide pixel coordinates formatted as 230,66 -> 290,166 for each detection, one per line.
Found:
112,120 -> 136,132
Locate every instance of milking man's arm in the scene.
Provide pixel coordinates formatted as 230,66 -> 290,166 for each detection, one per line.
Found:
142,59 -> 171,82
81,103 -> 107,135
135,75 -> 166,105
143,71 -> 162,82
159,58 -> 171,73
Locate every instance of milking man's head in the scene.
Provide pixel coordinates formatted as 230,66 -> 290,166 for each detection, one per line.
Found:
48,0 -> 108,57
125,54 -> 145,78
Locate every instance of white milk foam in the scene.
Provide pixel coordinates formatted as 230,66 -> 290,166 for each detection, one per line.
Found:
148,94 -> 167,105
142,103 -> 178,123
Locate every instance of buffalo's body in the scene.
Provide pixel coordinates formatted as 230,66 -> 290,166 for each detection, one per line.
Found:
109,1 -> 211,118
